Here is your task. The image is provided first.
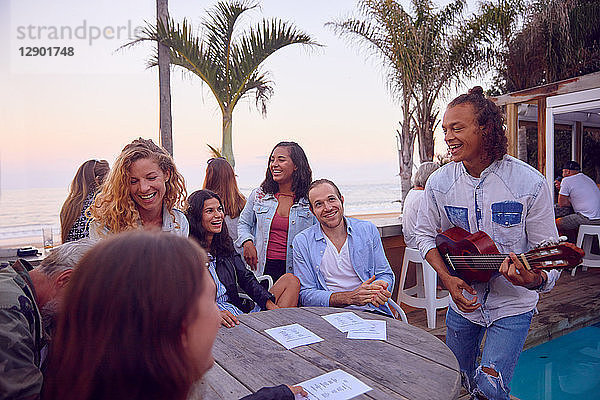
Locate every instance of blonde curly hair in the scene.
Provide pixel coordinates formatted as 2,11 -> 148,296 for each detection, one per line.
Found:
90,138 -> 187,234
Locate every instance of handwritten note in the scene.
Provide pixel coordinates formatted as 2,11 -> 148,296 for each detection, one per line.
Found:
294,369 -> 372,400
321,312 -> 369,332
346,319 -> 387,340
265,323 -> 324,349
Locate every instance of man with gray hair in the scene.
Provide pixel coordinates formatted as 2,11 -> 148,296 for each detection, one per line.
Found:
402,162 -> 440,248
0,239 -> 94,399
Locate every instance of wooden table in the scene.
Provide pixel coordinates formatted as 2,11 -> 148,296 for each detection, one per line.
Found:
192,307 -> 460,400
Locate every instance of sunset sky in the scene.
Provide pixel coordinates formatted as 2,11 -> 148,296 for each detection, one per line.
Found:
1,0 -> 467,191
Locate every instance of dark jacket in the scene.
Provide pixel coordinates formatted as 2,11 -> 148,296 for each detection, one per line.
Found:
215,253 -> 275,312
240,385 -> 293,400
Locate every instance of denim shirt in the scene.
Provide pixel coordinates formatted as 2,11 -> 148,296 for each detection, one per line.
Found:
292,217 -> 395,316
415,155 -> 561,325
236,187 -> 316,276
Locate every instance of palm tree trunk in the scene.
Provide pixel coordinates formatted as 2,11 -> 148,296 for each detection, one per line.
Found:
398,88 -> 416,202
417,86 -> 435,162
157,0 -> 173,156
222,110 -> 235,168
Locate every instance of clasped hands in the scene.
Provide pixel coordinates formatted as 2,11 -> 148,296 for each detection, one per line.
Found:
443,252 -> 545,313
349,275 -> 392,307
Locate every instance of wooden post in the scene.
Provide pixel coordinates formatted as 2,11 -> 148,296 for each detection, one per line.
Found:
506,103 -> 518,157
537,98 -> 547,175
575,121 -> 583,164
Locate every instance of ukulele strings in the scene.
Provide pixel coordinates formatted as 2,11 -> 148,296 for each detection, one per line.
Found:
448,254 -> 534,270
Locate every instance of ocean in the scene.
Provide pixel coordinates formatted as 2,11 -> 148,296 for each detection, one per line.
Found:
0,182 -> 402,246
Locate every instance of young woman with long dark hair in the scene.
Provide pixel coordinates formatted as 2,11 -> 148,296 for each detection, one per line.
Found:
60,159 -> 109,243
237,141 -> 316,281
186,190 -> 300,328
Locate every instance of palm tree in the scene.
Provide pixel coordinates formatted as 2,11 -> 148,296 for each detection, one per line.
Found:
328,0 -> 486,199
409,0 -> 470,163
128,0 -> 319,167
327,0 -> 420,200
156,0 -> 173,156
489,0 -> 600,92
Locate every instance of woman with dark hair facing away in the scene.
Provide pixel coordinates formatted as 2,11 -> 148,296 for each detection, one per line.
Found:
60,159 -> 110,243
203,157 -> 246,255
237,141 -> 316,281
89,138 -> 188,238
414,86 -> 560,399
42,231 -> 306,400
186,190 -> 300,328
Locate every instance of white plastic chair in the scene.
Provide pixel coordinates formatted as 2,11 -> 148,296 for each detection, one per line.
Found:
388,299 -> 408,323
571,224 -> 600,276
396,247 -> 449,329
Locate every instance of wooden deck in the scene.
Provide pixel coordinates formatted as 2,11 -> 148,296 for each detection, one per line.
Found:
401,267 -> 600,348
399,267 -> 600,399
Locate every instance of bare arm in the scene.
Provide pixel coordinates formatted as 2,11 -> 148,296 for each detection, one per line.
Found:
557,194 -> 571,207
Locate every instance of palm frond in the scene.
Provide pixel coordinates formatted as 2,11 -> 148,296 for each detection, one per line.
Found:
207,144 -> 223,158
228,18 -> 320,108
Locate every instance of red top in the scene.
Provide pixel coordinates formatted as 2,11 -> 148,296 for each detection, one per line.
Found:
266,194 -> 290,260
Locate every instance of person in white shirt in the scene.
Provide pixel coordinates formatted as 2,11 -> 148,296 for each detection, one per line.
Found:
402,161 -> 439,248
293,179 -> 395,316
556,160 -> 600,236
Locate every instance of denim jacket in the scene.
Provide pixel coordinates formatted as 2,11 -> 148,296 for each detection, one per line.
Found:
415,155 -> 561,325
236,188 -> 316,276
292,217 -> 394,316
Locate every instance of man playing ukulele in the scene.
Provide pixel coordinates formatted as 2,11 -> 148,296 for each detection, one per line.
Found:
414,87 -> 560,400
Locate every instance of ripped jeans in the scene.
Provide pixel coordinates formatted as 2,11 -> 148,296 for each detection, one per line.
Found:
446,307 -> 534,400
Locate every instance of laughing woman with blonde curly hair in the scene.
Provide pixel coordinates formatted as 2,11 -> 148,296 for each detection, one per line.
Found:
89,138 -> 188,238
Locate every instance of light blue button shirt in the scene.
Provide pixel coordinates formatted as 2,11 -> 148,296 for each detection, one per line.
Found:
415,155 -> 561,325
292,217 -> 395,316
236,188 -> 316,276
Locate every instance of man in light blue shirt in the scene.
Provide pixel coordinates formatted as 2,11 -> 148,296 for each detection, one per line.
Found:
293,179 -> 394,316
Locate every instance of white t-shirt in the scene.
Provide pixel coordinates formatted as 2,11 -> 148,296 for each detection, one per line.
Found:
320,235 -> 363,293
402,188 -> 424,248
559,173 -> 600,219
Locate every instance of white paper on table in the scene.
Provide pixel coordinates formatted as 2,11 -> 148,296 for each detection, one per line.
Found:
321,312 -> 370,332
264,323 -> 324,350
346,319 -> 387,340
293,369 -> 372,400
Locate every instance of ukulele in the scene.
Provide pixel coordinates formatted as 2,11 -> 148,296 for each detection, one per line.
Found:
435,226 -> 584,283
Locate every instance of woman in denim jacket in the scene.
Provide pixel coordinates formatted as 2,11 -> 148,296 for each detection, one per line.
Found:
237,142 -> 317,280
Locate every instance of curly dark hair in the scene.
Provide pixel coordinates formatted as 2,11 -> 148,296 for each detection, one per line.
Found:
260,141 -> 312,202
448,86 -> 507,163
185,190 -> 234,257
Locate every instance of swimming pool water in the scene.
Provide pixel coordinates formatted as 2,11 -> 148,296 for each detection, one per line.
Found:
511,322 -> 600,400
